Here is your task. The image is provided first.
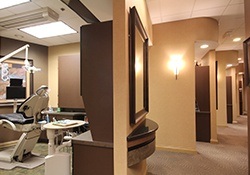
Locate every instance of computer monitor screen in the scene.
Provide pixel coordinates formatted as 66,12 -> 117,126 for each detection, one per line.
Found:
6,87 -> 26,99
10,78 -> 23,86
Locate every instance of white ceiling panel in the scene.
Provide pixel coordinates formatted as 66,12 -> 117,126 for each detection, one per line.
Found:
192,7 -> 225,18
0,0 -> 246,54
161,12 -> 191,23
193,0 -> 230,11
5,2 -> 40,14
223,3 -> 244,16
80,0 -> 112,22
145,0 -> 161,18
0,9 -> 14,18
230,0 -> 244,5
160,0 -> 195,16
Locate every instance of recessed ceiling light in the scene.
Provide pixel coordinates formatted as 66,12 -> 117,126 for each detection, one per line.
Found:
233,37 -> 241,42
20,21 -> 77,38
226,64 -> 233,68
0,0 -> 30,9
200,44 -> 209,49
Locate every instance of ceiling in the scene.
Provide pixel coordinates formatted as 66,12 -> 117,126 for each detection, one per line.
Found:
146,0 -> 245,54
0,0 -> 245,55
0,0 -> 113,46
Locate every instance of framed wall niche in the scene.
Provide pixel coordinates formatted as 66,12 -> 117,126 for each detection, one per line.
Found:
129,6 -> 149,125
0,57 -> 33,103
243,37 -> 250,87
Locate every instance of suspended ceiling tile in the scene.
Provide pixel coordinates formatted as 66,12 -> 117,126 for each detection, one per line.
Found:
5,2 -> 40,14
192,7 -> 225,18
60,33 -> 80,43
146,0 -> 161,19
193,0 -> 230,11
230,0 -> 244,5
160,0 -> 194,16
0,9 -> 13,18
161,12 -> 191,23
223,3 -> 244,16
63,17 -> 86,32
219,16 -> 245,31
80,0 -> 113,21
33,0 -> 79,20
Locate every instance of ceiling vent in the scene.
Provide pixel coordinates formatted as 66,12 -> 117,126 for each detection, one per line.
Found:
0,7 -> 59,30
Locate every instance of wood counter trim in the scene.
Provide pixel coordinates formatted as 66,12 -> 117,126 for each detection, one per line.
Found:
128,139 -> 155,167
127,132 -> 155,149
72,130 -> 113,148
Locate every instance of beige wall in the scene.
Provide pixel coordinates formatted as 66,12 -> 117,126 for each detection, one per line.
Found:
113,0 -> 152,174
216,51 -> 238,126
148,18 -> 218,152
48,43 -> 80,107
244,0 -> 250,173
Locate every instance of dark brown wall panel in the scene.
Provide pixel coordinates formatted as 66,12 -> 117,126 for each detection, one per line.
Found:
58,55 -> 84,109
81,21 -> 113,142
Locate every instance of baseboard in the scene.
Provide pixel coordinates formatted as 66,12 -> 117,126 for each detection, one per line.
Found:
156,146 -> 197,154
210,139 -> 218,144
217,124 -> 228,127
0,140 -> 18,149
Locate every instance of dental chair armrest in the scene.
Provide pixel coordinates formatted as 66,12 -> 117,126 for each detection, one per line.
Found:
0,119 -> 16,131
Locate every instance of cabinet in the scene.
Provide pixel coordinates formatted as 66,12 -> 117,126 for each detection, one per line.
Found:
73,21 -> 114,175
195,66 -> 211,142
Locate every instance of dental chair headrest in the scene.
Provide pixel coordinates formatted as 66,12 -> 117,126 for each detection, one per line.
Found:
35,85 -> 49,96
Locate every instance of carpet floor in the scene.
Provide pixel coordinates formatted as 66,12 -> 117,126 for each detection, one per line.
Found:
147,116 -> 248,175
0,116 -> 247,175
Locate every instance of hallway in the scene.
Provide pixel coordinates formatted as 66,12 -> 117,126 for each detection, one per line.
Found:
147,116 -> 248,175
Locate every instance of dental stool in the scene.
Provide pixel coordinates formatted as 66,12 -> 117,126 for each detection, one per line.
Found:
0,85 -> 49,163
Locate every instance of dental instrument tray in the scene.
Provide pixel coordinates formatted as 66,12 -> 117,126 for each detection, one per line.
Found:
52,120 -> 78,127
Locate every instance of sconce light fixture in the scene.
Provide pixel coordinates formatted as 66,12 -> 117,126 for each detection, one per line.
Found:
169,55 -> 183,80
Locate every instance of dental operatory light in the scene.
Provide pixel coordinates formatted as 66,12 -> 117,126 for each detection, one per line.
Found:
20,21 -> 77,38
0,44 -> 41,73
0,0 -> 30,9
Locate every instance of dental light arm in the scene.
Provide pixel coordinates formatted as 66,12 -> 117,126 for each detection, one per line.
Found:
0,44 -> 30,63
0,44 -> 41,73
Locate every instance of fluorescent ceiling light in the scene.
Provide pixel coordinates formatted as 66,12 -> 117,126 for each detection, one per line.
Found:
0,0 -> 30,9
233,37 -> 241,42
20,21 -> 77,38
200,44 -> 209,49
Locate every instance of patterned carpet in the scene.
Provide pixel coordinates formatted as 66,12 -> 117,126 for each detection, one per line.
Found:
147,116 -> 248,175
0,116 -> 247,175
0,143 -> 47,175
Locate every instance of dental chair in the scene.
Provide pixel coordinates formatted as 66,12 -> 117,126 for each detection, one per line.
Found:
0,85 -> 49,163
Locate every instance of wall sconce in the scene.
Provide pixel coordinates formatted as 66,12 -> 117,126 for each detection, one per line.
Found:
169,55 -> 183,80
